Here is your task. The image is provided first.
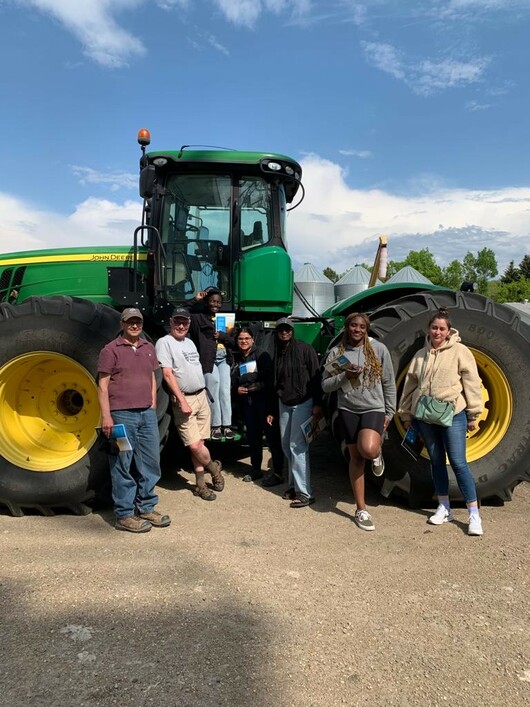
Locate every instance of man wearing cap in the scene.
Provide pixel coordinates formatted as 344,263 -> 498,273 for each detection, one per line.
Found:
98,308 -> 170,533
156,308 -> 224,501
269,317 -> 322,508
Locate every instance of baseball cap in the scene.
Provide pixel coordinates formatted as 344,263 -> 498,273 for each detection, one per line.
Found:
171,307 -> 191,320
121,307 -> 143,322
275,317 -> 294,329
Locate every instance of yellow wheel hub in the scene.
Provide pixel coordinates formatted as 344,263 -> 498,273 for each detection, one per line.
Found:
0,352 -> 100,472
467,347 -> 512,462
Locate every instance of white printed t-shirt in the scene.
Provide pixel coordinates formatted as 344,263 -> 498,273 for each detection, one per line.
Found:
156,335 -> 205,393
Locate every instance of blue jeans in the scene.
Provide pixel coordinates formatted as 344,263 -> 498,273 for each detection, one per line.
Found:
204,347 -> 232,427
279,398 -> 313,499
415,411 -> 477,504
108,408 -> 161,519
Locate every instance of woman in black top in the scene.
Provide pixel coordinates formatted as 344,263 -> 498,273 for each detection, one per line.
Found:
232,328 -> 284,486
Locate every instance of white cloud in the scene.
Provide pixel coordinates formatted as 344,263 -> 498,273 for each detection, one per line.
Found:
0,192 -> 140,253
72,166 -> 137,191
286,154 -> 530,273
439,0 -> 530,18
1,154 -> 529,275
212,0 -> 312,28
465,99 -> 492,111
339,149 -> 372,159
16,0 -> 145,67
361,41 -> 489,95
361,42 -> 405,80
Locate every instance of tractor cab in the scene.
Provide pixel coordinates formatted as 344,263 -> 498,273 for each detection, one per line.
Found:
136,130 -> 303,322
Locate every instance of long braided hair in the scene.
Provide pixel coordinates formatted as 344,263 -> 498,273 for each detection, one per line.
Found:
337,312 -> 382,388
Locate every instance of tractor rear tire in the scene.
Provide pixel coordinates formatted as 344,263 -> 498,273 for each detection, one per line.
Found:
366,290 -> 530,506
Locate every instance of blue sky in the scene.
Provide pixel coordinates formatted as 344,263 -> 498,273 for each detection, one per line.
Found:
1,0 -> 529,276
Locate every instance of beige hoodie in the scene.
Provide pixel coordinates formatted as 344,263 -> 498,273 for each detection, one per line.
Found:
398,328 -> 483,423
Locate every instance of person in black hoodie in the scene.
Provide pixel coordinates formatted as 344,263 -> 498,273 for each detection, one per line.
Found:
186,288 -> 235,440
269,318 -> 322,507
232,328 -> 284,486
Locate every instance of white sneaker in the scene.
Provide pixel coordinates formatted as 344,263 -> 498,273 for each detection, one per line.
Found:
371,453 -> 385,477
468,514 -> 483,536
428,504 -> 454,525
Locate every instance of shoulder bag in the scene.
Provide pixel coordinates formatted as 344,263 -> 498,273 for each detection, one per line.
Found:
414,352 -> 455,427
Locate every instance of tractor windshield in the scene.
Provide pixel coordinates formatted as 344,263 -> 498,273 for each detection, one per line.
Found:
159,173 -> 276,302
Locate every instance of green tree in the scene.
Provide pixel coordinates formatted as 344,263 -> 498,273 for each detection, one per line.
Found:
463,248 -> 498,294
518,254 -> 530,279
386,259 -> 405,279
441,260 -> 465,289
403,248 -> 443,284
501,260 -> 521,284
489,278 -> 530,304
323,267 -> 339,283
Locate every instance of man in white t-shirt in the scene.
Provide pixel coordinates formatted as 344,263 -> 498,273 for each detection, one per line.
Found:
156,308 -> 224,500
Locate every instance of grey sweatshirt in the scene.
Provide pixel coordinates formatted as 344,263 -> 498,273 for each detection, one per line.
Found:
322,339 -> 396,418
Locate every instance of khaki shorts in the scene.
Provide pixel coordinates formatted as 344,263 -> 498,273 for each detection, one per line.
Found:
172,390 -> 211,446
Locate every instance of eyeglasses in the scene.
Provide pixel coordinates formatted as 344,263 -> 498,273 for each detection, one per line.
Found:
125,321 -> 143,327
173,320 -> 189,327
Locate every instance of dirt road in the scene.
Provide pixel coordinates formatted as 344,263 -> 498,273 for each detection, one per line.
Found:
1,436 -> 529,707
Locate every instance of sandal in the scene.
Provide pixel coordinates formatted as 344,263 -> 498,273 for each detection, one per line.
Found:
282,487 -> 296,500
290,496 -> 315,508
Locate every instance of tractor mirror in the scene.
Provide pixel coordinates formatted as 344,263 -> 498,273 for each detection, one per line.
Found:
139,165 -> 156,199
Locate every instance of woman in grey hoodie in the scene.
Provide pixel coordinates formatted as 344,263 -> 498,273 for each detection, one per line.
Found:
322,313 -> 396,531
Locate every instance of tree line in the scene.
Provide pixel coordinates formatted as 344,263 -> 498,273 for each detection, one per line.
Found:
323,249 -> 530,303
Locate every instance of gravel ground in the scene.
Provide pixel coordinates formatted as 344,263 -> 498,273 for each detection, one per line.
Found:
1,435 -> 529,707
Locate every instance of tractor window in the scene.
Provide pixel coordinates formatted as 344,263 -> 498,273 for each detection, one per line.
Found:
239,177 -> 273,251
160,174 -> 232,301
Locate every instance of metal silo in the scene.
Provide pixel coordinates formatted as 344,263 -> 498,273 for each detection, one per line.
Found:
334,265 -> 372,302
293,263 -> 335,317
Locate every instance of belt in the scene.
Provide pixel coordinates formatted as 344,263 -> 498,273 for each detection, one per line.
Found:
184,388 -> 205,396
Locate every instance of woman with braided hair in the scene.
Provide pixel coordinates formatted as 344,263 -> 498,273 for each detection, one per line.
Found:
322,313 -> 396,531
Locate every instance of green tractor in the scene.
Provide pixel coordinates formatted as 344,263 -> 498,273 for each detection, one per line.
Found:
0,130 -> 528,515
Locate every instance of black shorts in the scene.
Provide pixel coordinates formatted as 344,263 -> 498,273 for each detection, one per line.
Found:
339,409 -> 385,444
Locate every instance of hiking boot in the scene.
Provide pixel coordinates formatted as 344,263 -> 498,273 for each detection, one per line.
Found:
209,460 -> 224,492
371,453 -> 385,477
428,504 -> 454,525
193,485 -> 216,501
138,510 -> 171,527
468,514 -> 483,536
223,427 -> 235,440
116,516 -> 152,533
354,509 -> 375,531
211,427 -> 222,441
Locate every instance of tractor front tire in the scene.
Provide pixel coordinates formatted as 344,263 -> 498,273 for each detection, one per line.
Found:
0,296 -> 123,515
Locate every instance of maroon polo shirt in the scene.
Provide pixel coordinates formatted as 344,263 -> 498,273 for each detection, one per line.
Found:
98,336 -> 159,411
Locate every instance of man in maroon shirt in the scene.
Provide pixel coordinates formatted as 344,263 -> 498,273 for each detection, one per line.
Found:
98,308 -> 170,533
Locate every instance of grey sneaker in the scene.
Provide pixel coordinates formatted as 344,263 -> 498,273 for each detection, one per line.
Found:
354,509 -> 375,531
210,427 -> 222,441
468,514 -> 483,536
371,453 -> 385,477
428,504 -> 454,525
116,516 -> 152,533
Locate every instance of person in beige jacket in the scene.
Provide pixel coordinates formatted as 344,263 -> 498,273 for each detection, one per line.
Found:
398,308 -> 484,536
